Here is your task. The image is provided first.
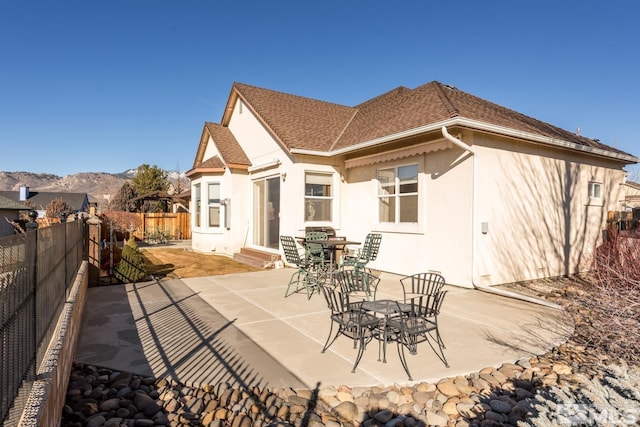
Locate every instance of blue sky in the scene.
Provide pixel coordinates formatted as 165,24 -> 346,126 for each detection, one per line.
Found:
1,1 -> 639,177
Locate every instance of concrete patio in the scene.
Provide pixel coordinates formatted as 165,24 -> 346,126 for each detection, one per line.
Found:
75,268 -> 573,391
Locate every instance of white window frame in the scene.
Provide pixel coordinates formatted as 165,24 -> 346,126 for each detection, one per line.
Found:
588,181 -> 601,199
587,181 -> 603,207
304,171 -> 334,223
377,163 -> 419,225
208,182 -> 221,228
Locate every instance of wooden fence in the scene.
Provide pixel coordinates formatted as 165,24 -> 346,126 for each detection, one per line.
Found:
134,212 -> 191,241
100,212 -> 191,243
607,210 -> 640,234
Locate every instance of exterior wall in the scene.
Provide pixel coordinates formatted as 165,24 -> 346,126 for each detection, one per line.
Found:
341,141 -> 474,285
473,132 -> 626,286
191,169 -> 250,255
192,98 -> 294,256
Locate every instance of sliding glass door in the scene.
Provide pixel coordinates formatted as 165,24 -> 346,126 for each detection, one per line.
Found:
253,176 -> 280,249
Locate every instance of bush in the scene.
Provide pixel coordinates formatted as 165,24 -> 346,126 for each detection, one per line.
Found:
113,239 -> 148,283
573,232 -> 640,365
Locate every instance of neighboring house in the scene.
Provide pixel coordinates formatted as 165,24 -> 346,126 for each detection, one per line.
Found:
621,181 -> 640,209
0,186 -> 90,219
0,194 -> 27,237
186,81 -> 639,287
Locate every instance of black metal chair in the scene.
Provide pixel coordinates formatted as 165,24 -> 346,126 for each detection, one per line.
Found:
319,285 -> 380,373
334,269 -> 380,301
280,235 -> 320,299
399,271 -> 446,303
341,232 -> 382,274
387,290 -> 449,380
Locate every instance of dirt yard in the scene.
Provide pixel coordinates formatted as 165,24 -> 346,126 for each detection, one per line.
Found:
140,247 -> 260,279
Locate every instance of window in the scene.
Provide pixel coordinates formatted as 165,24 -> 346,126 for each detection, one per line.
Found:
378,164 -> 418,223
208,183 -> 221,227
305,172 -> 332,221
194,184 -> 201,227
588,181 -> 601,199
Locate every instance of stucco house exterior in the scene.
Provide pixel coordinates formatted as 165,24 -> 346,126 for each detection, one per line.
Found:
621,181 -> 640,209
186,81 -> 639,288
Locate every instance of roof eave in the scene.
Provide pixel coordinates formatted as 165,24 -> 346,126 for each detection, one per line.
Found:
185,167 -> 226,178
291,117 -> 640,164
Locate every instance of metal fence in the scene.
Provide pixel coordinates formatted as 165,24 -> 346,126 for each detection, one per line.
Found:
0,218 -> 85,425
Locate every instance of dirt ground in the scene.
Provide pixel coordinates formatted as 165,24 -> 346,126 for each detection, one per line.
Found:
140,247 -> 260,279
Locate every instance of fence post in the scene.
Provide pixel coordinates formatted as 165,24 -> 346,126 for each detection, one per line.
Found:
25,210 -> 39,383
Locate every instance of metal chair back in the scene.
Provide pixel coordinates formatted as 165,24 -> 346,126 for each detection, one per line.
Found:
335,269 -> 380,300
360,233 -> 382,262
304,231 -> 327,264
280,235 -> 304,267
401,272 -> 446,302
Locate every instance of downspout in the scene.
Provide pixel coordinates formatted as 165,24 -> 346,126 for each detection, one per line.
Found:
441,126 -> 561,309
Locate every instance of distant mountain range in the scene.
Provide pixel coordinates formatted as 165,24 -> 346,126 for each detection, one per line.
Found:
0,170 -> 186,204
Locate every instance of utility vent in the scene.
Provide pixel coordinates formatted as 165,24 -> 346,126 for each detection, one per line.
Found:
19,185 -> 29,201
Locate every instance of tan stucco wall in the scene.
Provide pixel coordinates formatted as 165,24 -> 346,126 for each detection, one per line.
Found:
472,133 -> 625,285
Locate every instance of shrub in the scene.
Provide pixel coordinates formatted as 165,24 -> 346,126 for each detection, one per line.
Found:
573,232 -> 640,365
113,239 -> 148,283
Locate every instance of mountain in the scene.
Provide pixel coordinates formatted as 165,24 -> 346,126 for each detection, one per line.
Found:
0,170 -> 187,206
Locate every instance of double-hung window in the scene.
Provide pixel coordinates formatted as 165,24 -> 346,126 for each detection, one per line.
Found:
208,183 -> 221,227
305,172 -> 332,221
378,164 -> 418,223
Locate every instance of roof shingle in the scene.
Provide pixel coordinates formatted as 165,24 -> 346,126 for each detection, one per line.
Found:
227,81 -> 634,160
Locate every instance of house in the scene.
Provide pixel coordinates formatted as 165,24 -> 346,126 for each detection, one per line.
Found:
0,194 -> 27,237
186,81 -> 639,287
0,186 -> 90,219
621,181 -> 640,209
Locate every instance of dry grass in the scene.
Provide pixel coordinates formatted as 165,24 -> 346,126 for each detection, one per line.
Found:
140,247 -> 260,279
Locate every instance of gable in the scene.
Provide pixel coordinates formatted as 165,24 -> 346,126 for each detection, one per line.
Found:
188,122 -> 250,177
228,83 -> 356,152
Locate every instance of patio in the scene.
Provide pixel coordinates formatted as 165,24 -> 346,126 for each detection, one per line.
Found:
75,268 -> 573,390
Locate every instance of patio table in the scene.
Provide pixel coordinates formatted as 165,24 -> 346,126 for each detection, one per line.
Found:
360,299 -> 411,363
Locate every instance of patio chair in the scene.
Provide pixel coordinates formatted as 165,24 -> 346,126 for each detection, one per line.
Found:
304,231 -> 328,270
341,232 -> 382,274
387,290 -> 449,380
334,269 -> 380,301
400,272 -> 446,303
319,285 -> 380,373
281,235 -> 320,299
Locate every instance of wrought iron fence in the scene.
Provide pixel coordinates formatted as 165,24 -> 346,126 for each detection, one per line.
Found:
0,218 -> 85,425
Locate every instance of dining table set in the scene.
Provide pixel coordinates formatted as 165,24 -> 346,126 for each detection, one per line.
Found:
280,231 -> 449,381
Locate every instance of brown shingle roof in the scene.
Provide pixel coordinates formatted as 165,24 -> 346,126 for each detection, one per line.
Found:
196,156 -> 226,169
227,81 -> 635,160
233,82 -> 355,152
204,122 -> 250,166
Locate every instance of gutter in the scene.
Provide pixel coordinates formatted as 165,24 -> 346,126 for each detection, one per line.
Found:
441,126 -> 563,310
